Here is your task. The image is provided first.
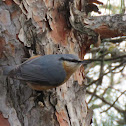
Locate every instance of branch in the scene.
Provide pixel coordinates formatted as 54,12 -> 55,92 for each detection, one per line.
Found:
100,90 -> 126,113
102,36 -> 126,43
88,85 -> 99,104
111,66 -> 125,74
85,60 -> 125,87
84,55 -> 126,62
86,90 -> 125,113
108,86 -> 125,93
89,14 -> 126,39
88,49 -> 105,103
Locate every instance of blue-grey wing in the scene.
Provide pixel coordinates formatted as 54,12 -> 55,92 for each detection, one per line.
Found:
11,56 -> 66,86
16,64 -> 48,82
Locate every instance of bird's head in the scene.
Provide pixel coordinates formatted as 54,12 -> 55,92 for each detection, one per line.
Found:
60,57 -> 81,68
59,55 -> 92,83
59,54 -> 92,74
59,56 -> 80,82
59,55 -> 91,67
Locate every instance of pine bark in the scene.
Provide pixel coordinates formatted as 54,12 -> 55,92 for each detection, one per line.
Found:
0,0 -> 126,126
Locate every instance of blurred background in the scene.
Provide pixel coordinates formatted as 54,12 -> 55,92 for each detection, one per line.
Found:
85,0 -> 126,126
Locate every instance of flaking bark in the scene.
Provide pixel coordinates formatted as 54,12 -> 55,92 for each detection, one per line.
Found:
0,0 -> 126,126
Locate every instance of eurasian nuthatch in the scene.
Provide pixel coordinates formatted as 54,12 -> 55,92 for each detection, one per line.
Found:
3,54 -> 91,90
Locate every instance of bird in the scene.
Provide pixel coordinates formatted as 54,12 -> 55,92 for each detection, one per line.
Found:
3,54 -> 92,91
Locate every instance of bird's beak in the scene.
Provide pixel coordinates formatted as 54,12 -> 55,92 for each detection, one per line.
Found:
80,59 -> 94,65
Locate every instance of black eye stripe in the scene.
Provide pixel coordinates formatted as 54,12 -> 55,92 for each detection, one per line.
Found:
59,57 -> 81,63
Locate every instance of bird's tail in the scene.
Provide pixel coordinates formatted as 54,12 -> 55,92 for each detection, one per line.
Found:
1,66 -> 15,76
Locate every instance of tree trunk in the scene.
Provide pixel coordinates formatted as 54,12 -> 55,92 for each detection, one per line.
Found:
0,0 -> 91,126
0,0 -> 125,126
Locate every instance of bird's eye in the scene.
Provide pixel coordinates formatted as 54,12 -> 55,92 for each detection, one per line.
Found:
59,57 -> 65,61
